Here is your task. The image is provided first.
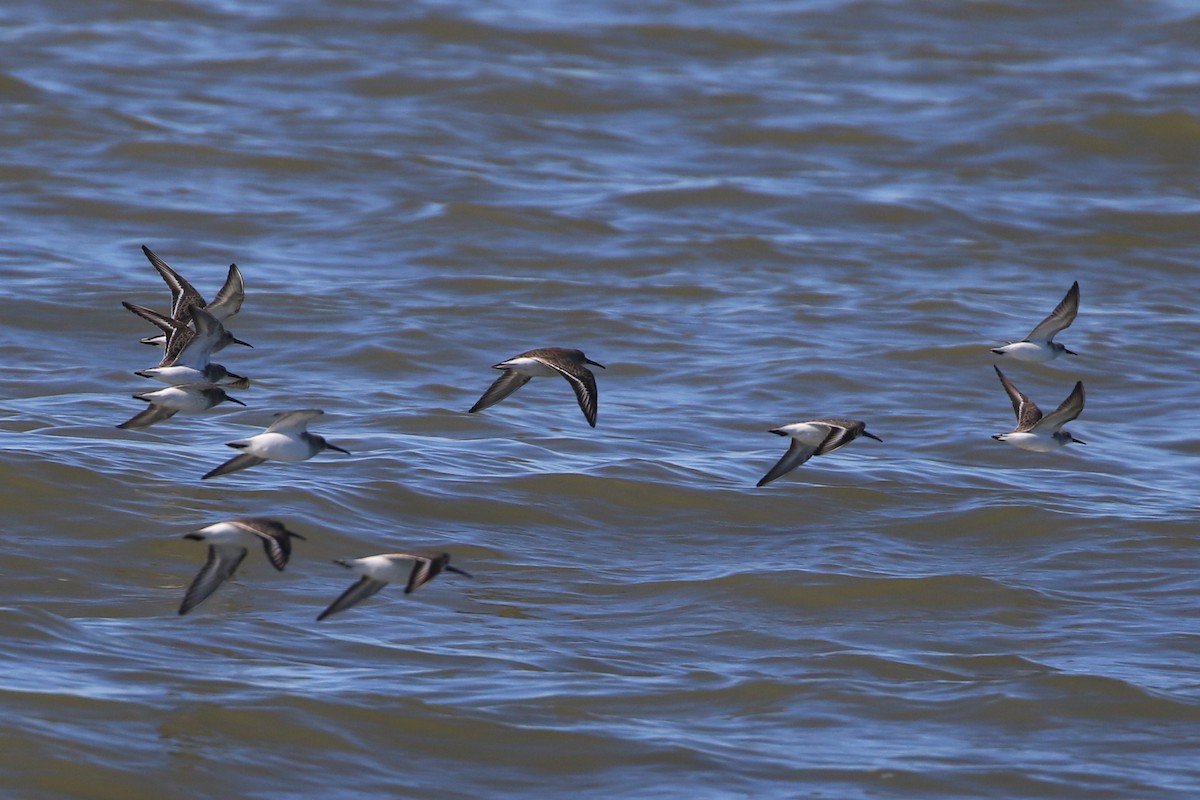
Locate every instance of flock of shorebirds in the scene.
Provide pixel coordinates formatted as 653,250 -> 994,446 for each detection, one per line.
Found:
117,246 -> 1085,620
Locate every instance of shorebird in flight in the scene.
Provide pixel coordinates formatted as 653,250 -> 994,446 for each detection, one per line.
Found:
202,409 -> 350,479
128,302 -> 250,387
757,418 -> 882,487
317,553 -> 472,621
177,518 -> 305,615
469,347 -> 605,427
117,383 -> 245,430
137,245 -> 246,349
992,281 -> 1079,363
991,366 -> 1085,451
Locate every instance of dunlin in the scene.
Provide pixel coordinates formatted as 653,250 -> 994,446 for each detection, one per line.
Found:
117,383 -> 245,429
992,281 -> 1079,363
139,245 -> 246,348
178,518 -> 305,615
469,347 -> 605,427
129,303 -> 250,388
991,366 -> 1085,451
202,409 -> 350,480
317,553 -> 472,621
757,418 -> 882,487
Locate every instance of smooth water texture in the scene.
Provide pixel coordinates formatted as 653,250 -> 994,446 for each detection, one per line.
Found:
1,1 -> 1198,797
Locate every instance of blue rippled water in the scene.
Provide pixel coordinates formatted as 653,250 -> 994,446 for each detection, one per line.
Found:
1,0 -> 1198,797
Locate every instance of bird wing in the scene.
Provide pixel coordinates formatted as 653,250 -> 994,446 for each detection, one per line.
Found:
540,358 -> 599,427
265,409 -> 324,434
404,555 -> 445,594
228,518 -> 301,570
202,453 -> 267,480
169,305 -> 227,369
469,370 -> 532,413
1025,281 -> 1079,342
207,264 -> 245,321
179,544 -> 246,615
142,245 -> 206,320
117,404 -> 179,430
757,438 -> 819,487
993,366 -> 1042,431
317,576 -> 388,621
1034,381 -> 1085,432
811,420 -> 864,456
123,301 -> 194,365
122,300 -> 185,338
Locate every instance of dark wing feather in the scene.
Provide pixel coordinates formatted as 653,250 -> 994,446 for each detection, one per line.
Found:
207,264 -> 245,321
117,404 -> 178,430
813,420 -> 865,456
143,245 -> 206,319
1026,281 -> 1079,342
1036,381 -> 1085,432
469,370 -> 532,413
229,519 -> 300,571
179,545 -> 246,615
756,440 -> 818,487
993,366 -> 1042,431
122,301 -> 194,365
542,359 -> 599,427
404,555 -> 447,594
317,577 -> 387,621
202,453 -> 267,480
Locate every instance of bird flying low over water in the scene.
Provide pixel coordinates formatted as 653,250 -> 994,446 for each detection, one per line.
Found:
202,409 -> 350,480
992,281 -> 1079,363
991,366 -> 1085,452
317,552 -> 472,621
469,347 -> 605,427
757,418 -> 882,487
128,302 -> 250,387
178,518 -> 305,615
117,383 -> 245,430
137,245 -> 246,348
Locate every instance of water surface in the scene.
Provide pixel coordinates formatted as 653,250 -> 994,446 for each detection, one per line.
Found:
1,1 -> 1199,797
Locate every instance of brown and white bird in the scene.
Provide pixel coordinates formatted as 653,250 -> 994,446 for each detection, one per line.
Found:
991,366 -> 1085,452
128,302 -> 250,388
202,409 -> 350,480
317,553 -> 472,621
469,347 -> 606,427
136,245 -> 247,349
757,418 -> 882,487
177,518 -> 305,615
117,383 -> 245,430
